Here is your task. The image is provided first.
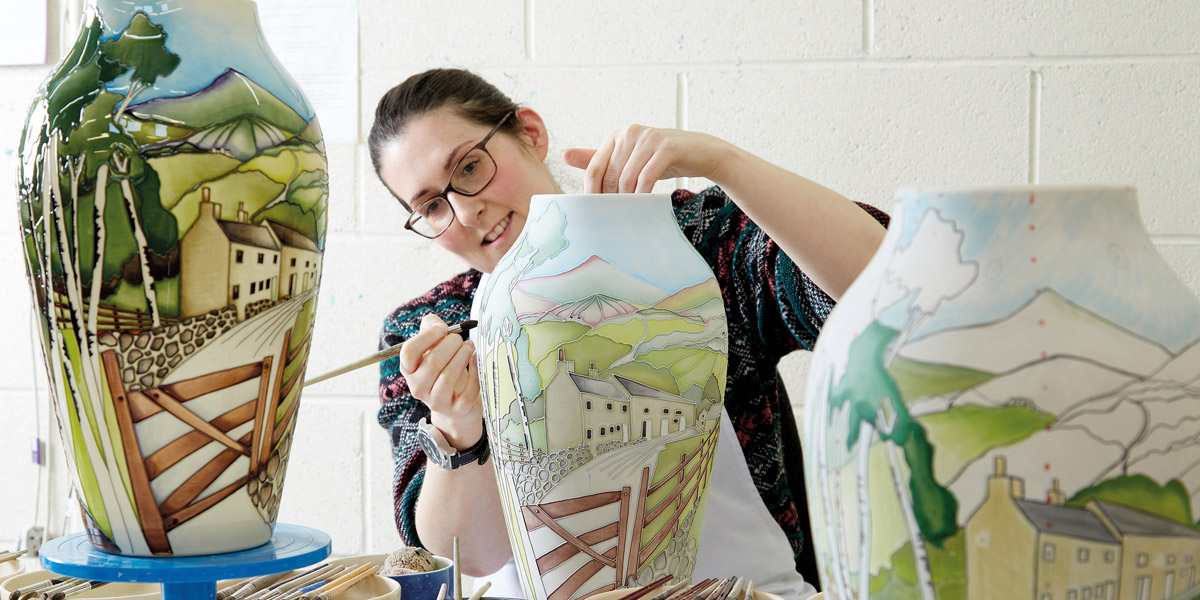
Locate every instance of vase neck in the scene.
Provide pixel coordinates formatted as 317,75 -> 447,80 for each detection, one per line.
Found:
87,0 -> 262,37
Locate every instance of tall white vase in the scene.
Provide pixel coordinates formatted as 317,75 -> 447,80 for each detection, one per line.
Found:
472,194 -> 728,600
16,0 -> 328,556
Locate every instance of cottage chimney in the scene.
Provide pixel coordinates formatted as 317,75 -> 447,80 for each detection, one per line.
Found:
987,455 -> 1023,501
1047,478 -> 1065,505
559,348 -> 565,362
237,202 -> 249,223
199,187 -> 219,220
589,362 -> 599,378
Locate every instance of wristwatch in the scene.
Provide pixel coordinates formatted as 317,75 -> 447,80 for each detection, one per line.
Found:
417,418 -> 491,470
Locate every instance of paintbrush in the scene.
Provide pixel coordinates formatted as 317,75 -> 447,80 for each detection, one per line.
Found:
465,581 -> 491,600
611,576 -> 674,600
299,564 -> 376,600
647,580 -> 688,600
303,320 -> 477,388
8,578 -> 68,600
0,550 -> 28,563
435,583 -> 447,600
453,537 -> 463,600
48,580 -> 108,600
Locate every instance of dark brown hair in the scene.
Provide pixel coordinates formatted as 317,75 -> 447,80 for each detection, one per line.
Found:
368,69 -> 521,196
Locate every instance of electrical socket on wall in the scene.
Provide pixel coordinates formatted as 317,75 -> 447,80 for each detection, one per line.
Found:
19,525 -> 44,555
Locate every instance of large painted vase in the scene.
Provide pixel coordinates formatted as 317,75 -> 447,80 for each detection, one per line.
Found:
805,186 -> 1200,600
472,194 -> 728,600
15,0 -> 328,556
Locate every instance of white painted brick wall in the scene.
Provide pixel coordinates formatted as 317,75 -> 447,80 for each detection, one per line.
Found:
1,0 -> 1198,567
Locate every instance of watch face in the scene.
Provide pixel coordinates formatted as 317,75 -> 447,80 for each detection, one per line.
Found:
418,425 -> 453,470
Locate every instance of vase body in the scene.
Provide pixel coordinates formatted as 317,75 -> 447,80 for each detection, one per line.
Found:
472,194 -> 728,599
805,186 -> 1200,600
16,0 -> 328,556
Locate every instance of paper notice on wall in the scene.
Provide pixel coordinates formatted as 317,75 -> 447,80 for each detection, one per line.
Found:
0,0 -> 48,66
256,0 -> 358,144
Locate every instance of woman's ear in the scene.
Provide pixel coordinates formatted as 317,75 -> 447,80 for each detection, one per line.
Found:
513,106 -> 550,161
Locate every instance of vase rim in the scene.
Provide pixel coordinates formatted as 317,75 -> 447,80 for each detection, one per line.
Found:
896,184 -> 1136,195
531,192 -> 672,202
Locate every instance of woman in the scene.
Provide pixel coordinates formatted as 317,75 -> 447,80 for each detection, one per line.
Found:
370,68 -> 887,598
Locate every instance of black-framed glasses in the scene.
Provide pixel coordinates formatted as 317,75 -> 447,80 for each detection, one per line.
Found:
403,111 -> 514,239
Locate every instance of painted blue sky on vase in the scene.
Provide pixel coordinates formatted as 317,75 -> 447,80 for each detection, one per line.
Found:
522,197 -> 714,296
94,1 -> 313,120
880,188 -> 1200,353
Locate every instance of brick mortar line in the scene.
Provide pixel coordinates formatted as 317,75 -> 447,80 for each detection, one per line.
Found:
363,54 -> 1200,75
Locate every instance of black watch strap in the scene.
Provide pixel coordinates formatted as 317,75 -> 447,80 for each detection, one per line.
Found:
449,422 -> 491,469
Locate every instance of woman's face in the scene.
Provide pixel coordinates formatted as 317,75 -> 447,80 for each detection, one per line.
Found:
377,106 -> 560,273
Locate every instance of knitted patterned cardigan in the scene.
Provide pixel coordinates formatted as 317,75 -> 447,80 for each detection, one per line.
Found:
377,186 -> 889,576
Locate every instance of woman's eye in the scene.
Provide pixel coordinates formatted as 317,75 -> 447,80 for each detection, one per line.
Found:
459,159 -> 480,177
420,198 -> 445,217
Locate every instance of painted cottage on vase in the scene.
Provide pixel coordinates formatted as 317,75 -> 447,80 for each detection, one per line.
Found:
967,457 -> 1200,600
180,187 -> 321,321
536,349 -> 718,454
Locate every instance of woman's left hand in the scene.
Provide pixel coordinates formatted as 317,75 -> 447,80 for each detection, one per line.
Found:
563,125 -> 733,194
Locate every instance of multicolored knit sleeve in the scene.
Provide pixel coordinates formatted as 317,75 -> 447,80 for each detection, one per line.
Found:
670,186 -> 889,355
377,269 -> 482,548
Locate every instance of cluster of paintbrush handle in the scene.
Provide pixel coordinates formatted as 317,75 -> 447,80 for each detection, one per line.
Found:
6,577 -> 108,600
215,562 -> 380,600
616,575 -> 757,600
0,551 -> 27,564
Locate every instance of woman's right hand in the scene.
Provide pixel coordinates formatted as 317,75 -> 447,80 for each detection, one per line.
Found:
397,313 -> 483,449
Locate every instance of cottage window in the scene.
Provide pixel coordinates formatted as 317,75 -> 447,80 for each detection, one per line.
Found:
1066,589 -> 1077,600
675,410 -> 682,415
1167,554 -> 1177,565
586,430 -> 592,440
1039,595 -> 1051,600
1094,584 -> 1104,599
1137,553 -> 1148,567
607,403 -> 613,411
251,282 -> 256,294
232,285 -> 240,300
663,409 -> 669,414
1081,587 -> 1091,600
644,408 -> 650,414
1187,555 -> 1194,564
622,405 -> 628,412
616,425 -> 621,431
291,258 -> 296,267
600,428 -> 605,437
236,250 -> 244,263
266,279 -> 271,290
586,401 -> 592,410
1043,543 -> 1056,562
1078,548 -> 1089,563
673,419 -> 679,423
609,426 -> 614,433
306,260 -> 310,267
258,253 -> 264,264
274,255 -> 278,264
1105,551 -> 1116,563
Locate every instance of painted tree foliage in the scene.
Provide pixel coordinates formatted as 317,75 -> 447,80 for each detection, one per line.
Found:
16,10 -> 180,555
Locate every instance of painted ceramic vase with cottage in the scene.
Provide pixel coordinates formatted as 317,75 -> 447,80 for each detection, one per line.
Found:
805,186 -> 1200,600
472,194 -> 728,600
16,0 -> 328,556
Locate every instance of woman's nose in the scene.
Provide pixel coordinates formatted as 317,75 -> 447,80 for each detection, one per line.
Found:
448,192 -> 486,226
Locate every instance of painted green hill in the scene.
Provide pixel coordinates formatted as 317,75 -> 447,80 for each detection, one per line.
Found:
889,355 -> 995,402
1067,475 -> 1195,527
171,169 -> 284,232
129,68 -> 308,133
919,404 -> 1055,482
148,152 -> 242,210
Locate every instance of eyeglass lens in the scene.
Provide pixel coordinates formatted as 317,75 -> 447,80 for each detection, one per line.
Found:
407,148 -> 497,237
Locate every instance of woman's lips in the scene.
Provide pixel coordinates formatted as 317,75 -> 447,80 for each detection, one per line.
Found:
483,212 -> 512,245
